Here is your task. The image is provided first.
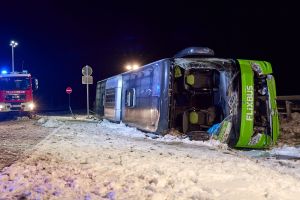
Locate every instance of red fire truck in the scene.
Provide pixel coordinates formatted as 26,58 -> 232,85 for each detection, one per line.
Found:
0,70 -> 38,116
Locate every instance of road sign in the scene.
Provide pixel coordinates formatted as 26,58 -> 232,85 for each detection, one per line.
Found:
82,65 -> 93,76
82,75 -> 93,84
66,87 -> 72,94
66,87 -> 76,119
81,65 -> 93,118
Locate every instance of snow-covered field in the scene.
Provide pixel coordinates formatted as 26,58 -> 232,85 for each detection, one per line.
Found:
0,116 -> 300,199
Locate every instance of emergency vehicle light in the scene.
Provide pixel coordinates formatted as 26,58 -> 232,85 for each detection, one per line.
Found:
1,70 -> 8,74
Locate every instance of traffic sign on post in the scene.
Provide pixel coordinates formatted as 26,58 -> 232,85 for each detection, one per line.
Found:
66,87 -> 72,94
81,65 -> 93,118
82,65 -> 93,76
65,86 -> 75,119
82,75 -> 93,84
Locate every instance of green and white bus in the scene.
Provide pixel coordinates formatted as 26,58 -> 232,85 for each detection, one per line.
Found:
95,47 -> 279,148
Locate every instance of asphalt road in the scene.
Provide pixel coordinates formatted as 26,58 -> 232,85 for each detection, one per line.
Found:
0,119 -> 51,170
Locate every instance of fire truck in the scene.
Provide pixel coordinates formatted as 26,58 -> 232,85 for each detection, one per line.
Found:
0,70 -> 38,116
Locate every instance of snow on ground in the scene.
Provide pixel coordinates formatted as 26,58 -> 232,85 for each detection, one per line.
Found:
270,145 -> 300,157
1,116 -> 300,199
239,146 -> 300,181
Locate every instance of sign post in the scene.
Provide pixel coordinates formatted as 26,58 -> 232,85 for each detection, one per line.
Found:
66,87 -> 75,119
82,65 -> 93,118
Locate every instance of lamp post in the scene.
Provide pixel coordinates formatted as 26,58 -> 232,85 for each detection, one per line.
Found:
10,40 -> 18,72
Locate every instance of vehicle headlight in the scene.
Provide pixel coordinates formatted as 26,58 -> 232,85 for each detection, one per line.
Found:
29,103 -> 35,110
0,105 -> 4,109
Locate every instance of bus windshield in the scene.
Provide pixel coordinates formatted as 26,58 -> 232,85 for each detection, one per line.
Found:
0,77 -> 31,90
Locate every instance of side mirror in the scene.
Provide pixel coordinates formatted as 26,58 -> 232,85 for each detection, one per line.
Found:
33,78 -> 39,91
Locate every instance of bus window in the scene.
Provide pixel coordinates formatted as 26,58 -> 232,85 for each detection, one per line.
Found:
105,89 -> 116,108
126,88 -> 136,107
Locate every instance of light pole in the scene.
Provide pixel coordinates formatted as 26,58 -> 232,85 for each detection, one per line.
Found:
10,40 -> 18,72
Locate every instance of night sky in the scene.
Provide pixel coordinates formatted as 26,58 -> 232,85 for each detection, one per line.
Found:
0,1 -> 299,110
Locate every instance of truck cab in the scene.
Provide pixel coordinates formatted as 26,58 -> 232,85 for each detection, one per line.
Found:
0,71 -> 38,114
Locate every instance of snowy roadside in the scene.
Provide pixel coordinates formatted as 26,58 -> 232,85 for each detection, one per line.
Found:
1,117 -> 300,199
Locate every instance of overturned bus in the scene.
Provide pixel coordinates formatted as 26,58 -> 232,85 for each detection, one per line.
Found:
95,47 -> 279,148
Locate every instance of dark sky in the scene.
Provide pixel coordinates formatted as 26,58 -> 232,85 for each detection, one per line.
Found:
0,1 -> 299,110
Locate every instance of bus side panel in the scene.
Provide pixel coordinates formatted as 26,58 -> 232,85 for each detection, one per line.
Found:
122,61 -> 165,133
95,80 -> 106,118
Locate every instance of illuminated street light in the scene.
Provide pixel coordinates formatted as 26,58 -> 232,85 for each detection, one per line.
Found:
125,63 -> 140,71
125,65 -> 132,70
10,40 -> 18,72
132,64 -> 139,70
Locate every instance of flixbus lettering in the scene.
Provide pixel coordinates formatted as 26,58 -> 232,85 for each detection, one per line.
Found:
246,85 -> 254,121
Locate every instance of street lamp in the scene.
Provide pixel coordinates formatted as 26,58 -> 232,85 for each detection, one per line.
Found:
125,63 -> 139,71
132,64 -> 139,70
10,40 -> 18,72
125,64 -> 132,70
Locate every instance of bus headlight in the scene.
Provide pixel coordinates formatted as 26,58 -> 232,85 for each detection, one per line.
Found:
29,103 -> 35,110
0,105 -> 4,110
